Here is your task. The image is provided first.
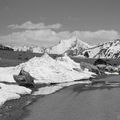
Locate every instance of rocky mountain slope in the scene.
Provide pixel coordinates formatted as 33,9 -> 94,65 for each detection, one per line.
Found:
83,39 -> 120,58
0,44 -> 13,51
46,31 -> 91,55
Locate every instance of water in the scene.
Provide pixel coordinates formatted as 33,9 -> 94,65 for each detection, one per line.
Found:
21,76 -> 120,120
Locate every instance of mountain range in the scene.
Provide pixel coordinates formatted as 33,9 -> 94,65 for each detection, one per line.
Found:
46,31 -> 91,55
1,31 -> 120,58
83,39 -> 120,58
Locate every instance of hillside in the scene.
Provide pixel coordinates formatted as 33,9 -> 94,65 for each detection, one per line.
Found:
83,39 -> 120,58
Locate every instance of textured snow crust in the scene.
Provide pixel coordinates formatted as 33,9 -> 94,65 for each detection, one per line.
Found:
0,53 -> 95,106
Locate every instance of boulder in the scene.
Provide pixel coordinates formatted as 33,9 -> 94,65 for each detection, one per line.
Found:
80,62 -> 100,75
117,66 -> 120,74
13,70 -> 34,87
96,64 -> 107,71
94,59 -> 107,65
105,65 -> 116,72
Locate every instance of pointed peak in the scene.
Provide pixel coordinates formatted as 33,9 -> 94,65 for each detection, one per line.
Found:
41,53 -> 52,59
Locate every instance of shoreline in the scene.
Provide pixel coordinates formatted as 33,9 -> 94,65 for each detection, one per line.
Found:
0,75 -> 120,120
21,81 -> 120,120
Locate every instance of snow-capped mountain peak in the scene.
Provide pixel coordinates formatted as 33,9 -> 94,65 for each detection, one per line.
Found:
46,32 -> 91,55
83,39 -> 120,58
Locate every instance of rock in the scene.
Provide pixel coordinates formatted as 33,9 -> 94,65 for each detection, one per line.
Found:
13,70 -> 34,87
96,64 -> 107,71
80,62 -> 100,75
117,66 -> 120,74
94,59 -> 107,65
84,51 -> 89,58
105,65 -> 116,72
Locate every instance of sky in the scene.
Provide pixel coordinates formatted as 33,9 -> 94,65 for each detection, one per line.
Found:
0,0 -> 120,47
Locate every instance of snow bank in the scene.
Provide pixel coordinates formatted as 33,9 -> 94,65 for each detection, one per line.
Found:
0,67 -> 19,83
0,53 -> 96,107
33,81 -> 91,95
104,72 -> 119,75
0,53 -> 95,106
17,53 -> 95,83
0,83 -> 31,106
0,53 -> 95,84
0,90 -> 20,106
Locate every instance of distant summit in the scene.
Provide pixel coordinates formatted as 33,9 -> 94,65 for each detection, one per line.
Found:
83,39 -> 120,58
0,31 -> 91,55
0,44 -> 13,51
2,32 -> 120,59
46,31 -> 91,55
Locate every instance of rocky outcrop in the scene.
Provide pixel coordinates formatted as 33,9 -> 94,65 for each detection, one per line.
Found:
13,70 -> 34,87
0,44 -> 13,51
80,62 -> 100,75
94,59 -> 107,65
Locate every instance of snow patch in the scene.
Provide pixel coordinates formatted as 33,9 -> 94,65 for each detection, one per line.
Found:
0,83 -> 31,106
0,67 -> 20,83
33,81 -> 91,95
104,72 -> 119,75
17,53 -> 95,83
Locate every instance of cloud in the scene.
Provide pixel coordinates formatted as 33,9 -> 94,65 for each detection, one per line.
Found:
8,21 -> 62,30
0,29 -> 69,47
75,30 -> 120,45
0,29 -> 119,47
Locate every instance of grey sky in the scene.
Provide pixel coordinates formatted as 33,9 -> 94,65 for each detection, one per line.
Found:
0,0 -> 120,46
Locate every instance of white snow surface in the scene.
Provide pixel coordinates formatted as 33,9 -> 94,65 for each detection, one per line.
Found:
0,53 -> 95,84
17,53 -> 95,83
46,32 -> 90,55
0,83 -> 31,106
105,72 -> 119,75
83,39 -> 120,58
0,67 -> 19,83
13,46 -> 45,53
0,53 -> 95,106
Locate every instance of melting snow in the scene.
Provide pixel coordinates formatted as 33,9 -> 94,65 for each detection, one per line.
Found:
0,83 -> 31,106
17,53 -> 95,83
105,72 -> 119,75
0,53 -> 95,106
33,81 -> 91,95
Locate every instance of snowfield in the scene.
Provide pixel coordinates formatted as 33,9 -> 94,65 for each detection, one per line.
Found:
0,83 -> 31,106
0,53 -> 95,106
17,53 -> 95,83
0,67 -> 19,83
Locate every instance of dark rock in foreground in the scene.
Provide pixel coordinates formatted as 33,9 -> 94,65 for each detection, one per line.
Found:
13,70 -> 35,88
94,59 -> 107,65
80,62 -> 101,75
